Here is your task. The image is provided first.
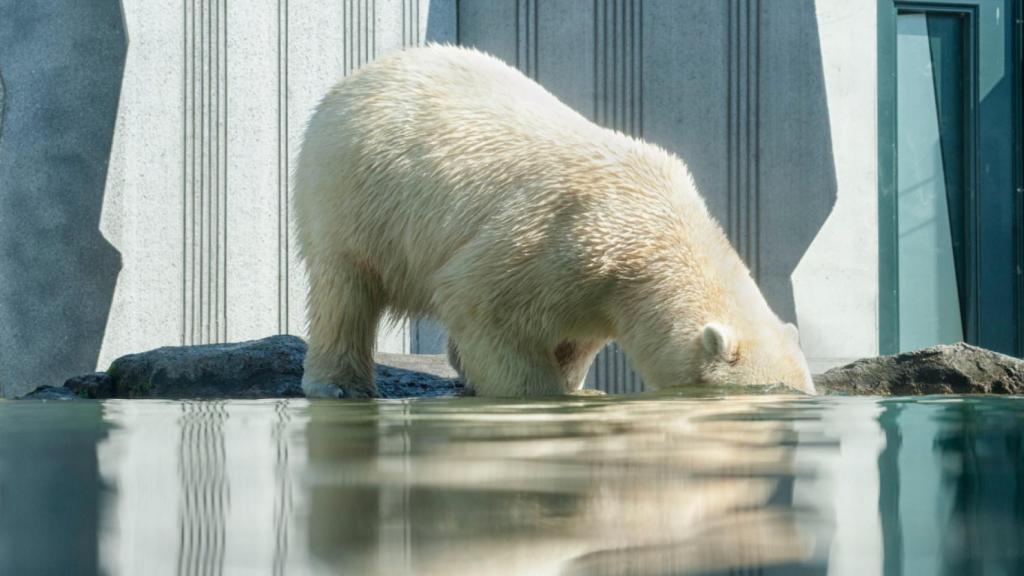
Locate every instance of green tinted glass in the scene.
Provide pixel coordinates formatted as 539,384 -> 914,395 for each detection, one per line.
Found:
896,12 -> 967,351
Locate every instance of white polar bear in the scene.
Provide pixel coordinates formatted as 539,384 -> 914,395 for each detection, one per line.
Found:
293,44 -> 815,398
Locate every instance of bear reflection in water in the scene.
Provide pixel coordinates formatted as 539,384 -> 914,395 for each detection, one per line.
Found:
8,398 -> 1023,574
304,397 -> 825,575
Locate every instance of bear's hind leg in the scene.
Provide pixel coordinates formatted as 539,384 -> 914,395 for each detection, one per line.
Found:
554,338 -> 606,392
302,258 -> 384,398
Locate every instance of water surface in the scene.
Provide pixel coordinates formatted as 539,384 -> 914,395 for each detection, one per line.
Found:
1,394 -> 1022,575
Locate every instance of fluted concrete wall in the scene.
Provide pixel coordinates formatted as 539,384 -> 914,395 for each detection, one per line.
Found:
0,0 -> 876,397
98,0 -> 451,371
99,0 -> 454,376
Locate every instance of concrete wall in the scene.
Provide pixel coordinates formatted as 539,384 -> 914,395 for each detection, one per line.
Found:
0,0 -> 876,397
0,2 -> 126,398
0,0 -> 453,398
96,0 -> 453,384
794,1 -> 879,372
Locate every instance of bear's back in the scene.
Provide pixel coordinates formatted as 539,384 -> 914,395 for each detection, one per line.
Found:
293,45 -> 723,318
332,44 -> 590,134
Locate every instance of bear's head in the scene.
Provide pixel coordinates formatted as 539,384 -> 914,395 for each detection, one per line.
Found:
622,313 -> 817,395
696,321 -> 816,395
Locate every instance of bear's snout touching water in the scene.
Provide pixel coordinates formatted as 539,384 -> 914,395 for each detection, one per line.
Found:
293,44 -> 815,398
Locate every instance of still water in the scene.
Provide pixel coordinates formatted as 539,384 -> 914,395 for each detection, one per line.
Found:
0,394 -> 1021,576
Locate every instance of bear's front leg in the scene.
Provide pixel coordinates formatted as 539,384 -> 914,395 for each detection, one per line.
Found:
446,338 -> 472,394
302,259 -> 383,398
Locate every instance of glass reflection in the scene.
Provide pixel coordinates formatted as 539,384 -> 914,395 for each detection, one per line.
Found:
0,402 -> 110,576
1,395 -> 1022,574
271,400 -> 292,576
97,400 -> 310,575
176,402 -> 228,576
877,398 -> 1024,576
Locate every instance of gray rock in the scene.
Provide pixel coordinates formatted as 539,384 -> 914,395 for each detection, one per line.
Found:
105,335 -> 308,399
374,352 -> 463,397
815,342 -> 1024,396
26,335 -> 463,400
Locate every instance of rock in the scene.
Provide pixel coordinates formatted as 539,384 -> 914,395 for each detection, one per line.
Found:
21,385 -> 78,401
105,335 -> 308,399
25,335 -> 463,400
375,352 -> 466,395
28,338 -> 1021,400
815,342 -> 1024,396
63,372 -> 115,399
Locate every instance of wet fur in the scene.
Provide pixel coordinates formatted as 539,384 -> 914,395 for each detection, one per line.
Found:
294,45 -> 814,398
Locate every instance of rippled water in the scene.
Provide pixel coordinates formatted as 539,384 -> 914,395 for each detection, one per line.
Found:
1,394 -> 1022,575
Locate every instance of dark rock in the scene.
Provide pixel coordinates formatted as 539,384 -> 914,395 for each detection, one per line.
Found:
815,342 -> 1024,396
24,335 -> 463,400
105,335 -> 308,399
21,385 -> 78,401
31,338 -> 1019,400
63,372 -> 115,399
375,358 -> 463,398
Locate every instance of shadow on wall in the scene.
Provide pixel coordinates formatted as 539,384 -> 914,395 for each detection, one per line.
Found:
458,0 -> 836,325
0,68 -> 5,134
411,0 -> 458,353
426,0 -> 457,44
754,1 -> 838,325
643,0 -> 838,325
0,2 -> 126,397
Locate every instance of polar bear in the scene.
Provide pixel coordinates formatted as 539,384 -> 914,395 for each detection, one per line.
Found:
293,44 -> 815,398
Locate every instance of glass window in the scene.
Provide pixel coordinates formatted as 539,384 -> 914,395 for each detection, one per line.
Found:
896,12 -> 967,351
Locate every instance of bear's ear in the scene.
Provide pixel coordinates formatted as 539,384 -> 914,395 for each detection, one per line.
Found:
702,322 -> 738,363
784,323 -> 800,344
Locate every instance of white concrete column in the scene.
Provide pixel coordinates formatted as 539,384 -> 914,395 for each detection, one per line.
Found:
99,1 -> 186,367
98,1 -> 454,367
793,0 -> 879,367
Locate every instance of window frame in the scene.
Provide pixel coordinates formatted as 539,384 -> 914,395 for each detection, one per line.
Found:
878,0 -> 982,354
